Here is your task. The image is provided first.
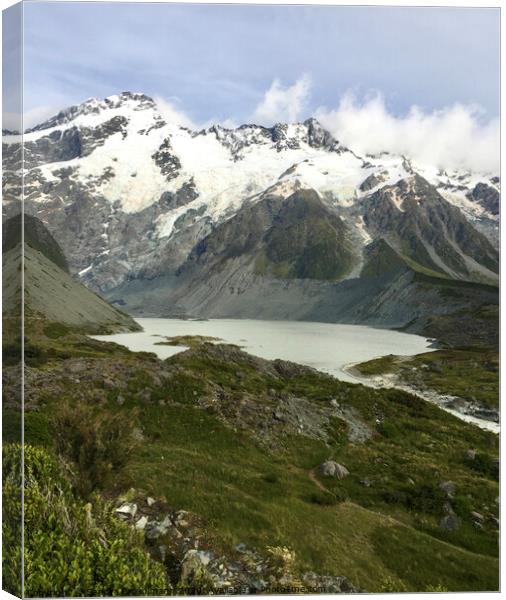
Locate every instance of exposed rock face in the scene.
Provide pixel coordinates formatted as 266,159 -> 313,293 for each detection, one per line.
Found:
361,175 -> 498,281
468,182 -> 499,215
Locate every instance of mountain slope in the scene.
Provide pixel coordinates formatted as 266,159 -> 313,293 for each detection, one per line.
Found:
183,189 -> 356,281
360,175 -> 498,282
2,215 -> 140,332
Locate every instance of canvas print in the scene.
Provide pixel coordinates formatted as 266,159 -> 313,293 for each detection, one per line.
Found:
2,1 -> 500,596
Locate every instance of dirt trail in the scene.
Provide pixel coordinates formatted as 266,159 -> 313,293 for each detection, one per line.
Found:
308,468 -> 328,493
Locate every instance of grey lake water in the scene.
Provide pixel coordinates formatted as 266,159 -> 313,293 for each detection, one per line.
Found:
92,318 -> 435,383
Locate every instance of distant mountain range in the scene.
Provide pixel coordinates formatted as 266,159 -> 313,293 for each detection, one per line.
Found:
2,92 -> 499,332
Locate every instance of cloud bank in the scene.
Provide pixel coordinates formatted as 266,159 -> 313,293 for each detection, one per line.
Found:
246,76 -> 498,173
251,75 -> 311,126
154,96 -> 197,129
315,92 -> 499,173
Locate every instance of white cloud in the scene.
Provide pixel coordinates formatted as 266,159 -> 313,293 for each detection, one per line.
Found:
4,106 -> 63,131
315,92 -> 499,173
216,118 -> 239,130
251,74 -> 311,126
154,96 -> 197,129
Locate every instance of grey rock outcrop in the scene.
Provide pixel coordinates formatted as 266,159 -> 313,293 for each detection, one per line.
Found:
319,461 -> 349,479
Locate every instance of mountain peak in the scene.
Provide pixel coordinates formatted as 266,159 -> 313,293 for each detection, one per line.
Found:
25,91 -> 157,134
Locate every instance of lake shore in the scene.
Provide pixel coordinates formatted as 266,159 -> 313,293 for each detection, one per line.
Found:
91,317 -> 435,384
343,361 -> 499,434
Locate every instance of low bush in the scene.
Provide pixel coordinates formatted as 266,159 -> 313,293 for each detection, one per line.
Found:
2,443 -> 168,597
43,322 -> 70,339
51,402 -> 139,497
307,490 -> 342,506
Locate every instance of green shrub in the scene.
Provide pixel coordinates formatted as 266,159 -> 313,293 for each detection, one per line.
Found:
2,444 -> 23,596
467,453 -> 499,480
24,341 -> 48,367
51,402 -> 139,497
263,472 -> 279,484
307,490 -> 341,506
2,342 -> 22,366
377,420 -> 401,439
43,322 -> 70,339
2,443 -> 168,597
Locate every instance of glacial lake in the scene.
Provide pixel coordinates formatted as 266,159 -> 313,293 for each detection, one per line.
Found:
92,318 -> 435,383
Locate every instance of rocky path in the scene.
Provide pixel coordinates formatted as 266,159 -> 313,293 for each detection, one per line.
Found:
308,469 -> 328,493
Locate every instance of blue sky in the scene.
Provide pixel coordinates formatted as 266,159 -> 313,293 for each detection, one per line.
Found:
12,2 -> 499,128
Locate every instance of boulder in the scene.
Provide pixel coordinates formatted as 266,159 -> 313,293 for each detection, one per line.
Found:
180,549 -> 213,583
471,511 -> 484,523
302,571 -> 360,593
439,481 -> 456,498
439,512 -> 461,531
145,515 -> 172,539
319,461 -> 349,479
103,378 -> 115,390
135,516 -> 148,530
115,502 -> 137,518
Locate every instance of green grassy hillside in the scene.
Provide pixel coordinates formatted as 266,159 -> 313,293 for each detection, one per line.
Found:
4,325 -> 499,594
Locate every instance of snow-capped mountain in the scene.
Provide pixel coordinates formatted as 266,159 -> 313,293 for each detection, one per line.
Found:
2,91 -> 499,326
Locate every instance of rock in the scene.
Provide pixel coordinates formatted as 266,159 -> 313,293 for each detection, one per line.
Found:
137,389 -> 151,402
466,449 -> 477,461
443,501 -> 453,515
319,461 -> 349,479
115,502 -> 137,518
103,378 -> 115,390
131,427 -> 144,441
440,481 -> 456,498
439,513 -> 461,531
360,478 -> 372,487
146,496 -> 155,507
135,516 -> 148,530
116,394 -> 125,406
180,549 -> 213,583
471,511 -> 484,522
145,515 -> 172,539
302,571 -> 360,593
273,410 -> 286,422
